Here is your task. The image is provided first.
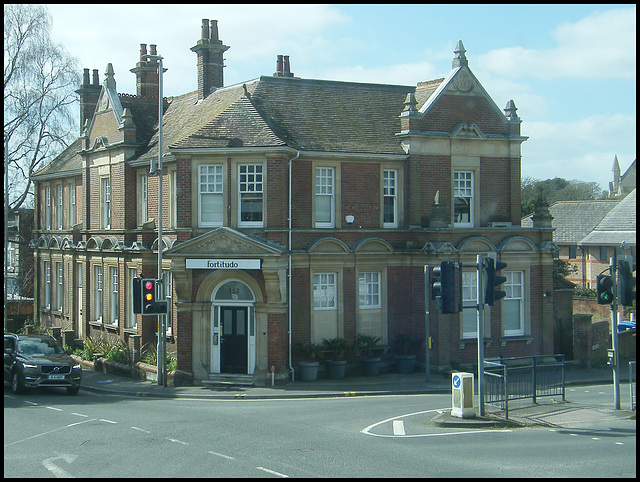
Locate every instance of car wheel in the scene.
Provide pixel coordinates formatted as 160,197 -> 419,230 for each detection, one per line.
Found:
11,370 -> 26,395
67,386 -> 80,395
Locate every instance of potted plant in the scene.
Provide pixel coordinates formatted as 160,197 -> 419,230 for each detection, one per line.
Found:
322,337 -> 350,379
292,342 -> 323,381
354,334 -> 383,376
393,333 -> 423,374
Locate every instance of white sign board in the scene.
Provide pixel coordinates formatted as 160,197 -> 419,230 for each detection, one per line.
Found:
185,259 -> 261,270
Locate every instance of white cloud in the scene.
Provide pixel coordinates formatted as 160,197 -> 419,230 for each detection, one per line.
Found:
521,113 -> 636,186
478,7 -> 636,80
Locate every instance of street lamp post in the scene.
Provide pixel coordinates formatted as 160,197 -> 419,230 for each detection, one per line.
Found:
143,51 -> 165,387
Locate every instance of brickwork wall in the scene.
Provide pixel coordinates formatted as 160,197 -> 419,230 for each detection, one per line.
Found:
268,312 -> 288,371
418,94 -> 508,135
291,160 -> 312,228
341,163 -> 380,228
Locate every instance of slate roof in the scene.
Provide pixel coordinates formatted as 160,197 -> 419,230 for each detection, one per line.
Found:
31,138 -> 84,179
522,190 -> 636,247
521,199 -> 618,243
167,76 -> 420,155
580,188 -> 636,246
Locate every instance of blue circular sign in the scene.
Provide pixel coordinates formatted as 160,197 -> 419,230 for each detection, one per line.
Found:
452,374 -> 461,388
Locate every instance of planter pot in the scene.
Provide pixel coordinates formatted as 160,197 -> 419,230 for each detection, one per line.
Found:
395,355 -> 416,374
297,361 -> 320,381
361,357 -> 381,376
326,359 -> 347,379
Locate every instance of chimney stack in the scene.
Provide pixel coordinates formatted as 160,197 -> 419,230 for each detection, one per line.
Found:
191,18 -> 229,100
130,43 -> 160,98
273,54 -> 294,78
76,68 -> 101,133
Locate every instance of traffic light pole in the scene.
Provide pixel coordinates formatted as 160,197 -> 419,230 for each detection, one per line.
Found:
143,51 -> 166,387
424,265 -> 430,382
610,255 -> 620,410
476,255 -> 485,416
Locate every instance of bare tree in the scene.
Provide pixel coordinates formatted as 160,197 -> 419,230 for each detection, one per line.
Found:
4,4 -> 80,213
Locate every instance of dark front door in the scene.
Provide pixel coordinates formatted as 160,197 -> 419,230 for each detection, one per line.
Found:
220,307 -> 248,374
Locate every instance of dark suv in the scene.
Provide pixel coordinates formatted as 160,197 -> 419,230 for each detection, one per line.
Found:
4,333 -> 82,395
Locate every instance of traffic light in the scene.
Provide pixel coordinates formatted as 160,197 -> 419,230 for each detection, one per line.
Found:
617,260 -> 636,306
484,258 -> 507,306
596,274 -> 614,305
141,278 -> 157,314
431,261 -> 459,313
133,277 -> 142,314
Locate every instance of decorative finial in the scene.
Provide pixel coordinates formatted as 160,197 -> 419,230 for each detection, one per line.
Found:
452,40 -> 468,68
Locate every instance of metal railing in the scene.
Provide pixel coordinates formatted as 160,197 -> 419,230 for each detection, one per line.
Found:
484,354 -> 566,420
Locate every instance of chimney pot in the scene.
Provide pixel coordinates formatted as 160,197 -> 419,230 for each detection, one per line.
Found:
201,19 -> 210,40
283,55 -> 290,75
140,43 -> 147,61
83,68 -> 90,85
210,20 -> 218,41
92,69 -> 99,85
275,55 -> 284,76
150,44 -> 157,56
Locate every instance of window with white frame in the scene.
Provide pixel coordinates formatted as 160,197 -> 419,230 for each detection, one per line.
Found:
94,265 -> 103,322
199,164 -> 224,226
170,170 -> 177,228
359,272 -> 381,308
239,164 -> 263,226
315,167 -> 335,228
313,273 -> 336,309
126,268 -> 137,330
44,261 -> 51,309
101,177 -> 111,229
69,181 -> 76,226
109,266 -> 119,325
45,185 -> 51,230
462,271 -> 477,338
139,173 -> 147,225
503,271 -> 524,336
162,270 -> 173,335
57,184 -> 63,229
56,262 -> 63,312
454,171 -> 473,226
383,169 -> 397,228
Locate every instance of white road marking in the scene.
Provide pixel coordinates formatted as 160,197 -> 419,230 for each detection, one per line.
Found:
72,413 -> 88,418
615,442 -> 624,445
362,408 -> 512,438
392,420 -> 406,436
5,419 -> 96,447
24,400 -> 38,406
208,450 -> 235,460
256,466 -> 289,478
165,437 -> 188,445
131,427 -> 151,434
42,454 -> 78,478
46,406 -> 63,411
99,419 -> 117,424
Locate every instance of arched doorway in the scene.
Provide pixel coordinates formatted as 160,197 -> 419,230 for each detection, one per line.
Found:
210,280 -> 256,375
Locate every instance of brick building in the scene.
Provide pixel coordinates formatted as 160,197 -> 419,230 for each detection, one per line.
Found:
31,19 -> 557,385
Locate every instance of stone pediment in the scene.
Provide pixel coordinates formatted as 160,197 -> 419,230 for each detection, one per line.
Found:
164,227 -> 284,258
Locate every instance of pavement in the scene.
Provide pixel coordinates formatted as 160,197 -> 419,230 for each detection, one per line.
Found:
77,363 -> 636,428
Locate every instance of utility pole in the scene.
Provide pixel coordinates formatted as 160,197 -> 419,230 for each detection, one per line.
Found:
610,254 -> 620,410
476,255 -> 485,416
424,265 -> 430,381
143,51 -> 166,387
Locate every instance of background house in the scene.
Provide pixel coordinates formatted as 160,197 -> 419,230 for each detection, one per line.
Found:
31,19 -> 557,385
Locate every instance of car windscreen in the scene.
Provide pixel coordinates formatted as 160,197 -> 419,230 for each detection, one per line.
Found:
17,338 -> 65,356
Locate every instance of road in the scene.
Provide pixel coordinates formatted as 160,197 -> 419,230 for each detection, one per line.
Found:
4,384 -> 636,478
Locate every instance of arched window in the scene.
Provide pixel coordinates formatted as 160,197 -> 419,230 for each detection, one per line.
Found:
213,280 -> 255,302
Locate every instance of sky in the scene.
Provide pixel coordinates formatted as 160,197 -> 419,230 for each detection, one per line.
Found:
45,4 -> 636,191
